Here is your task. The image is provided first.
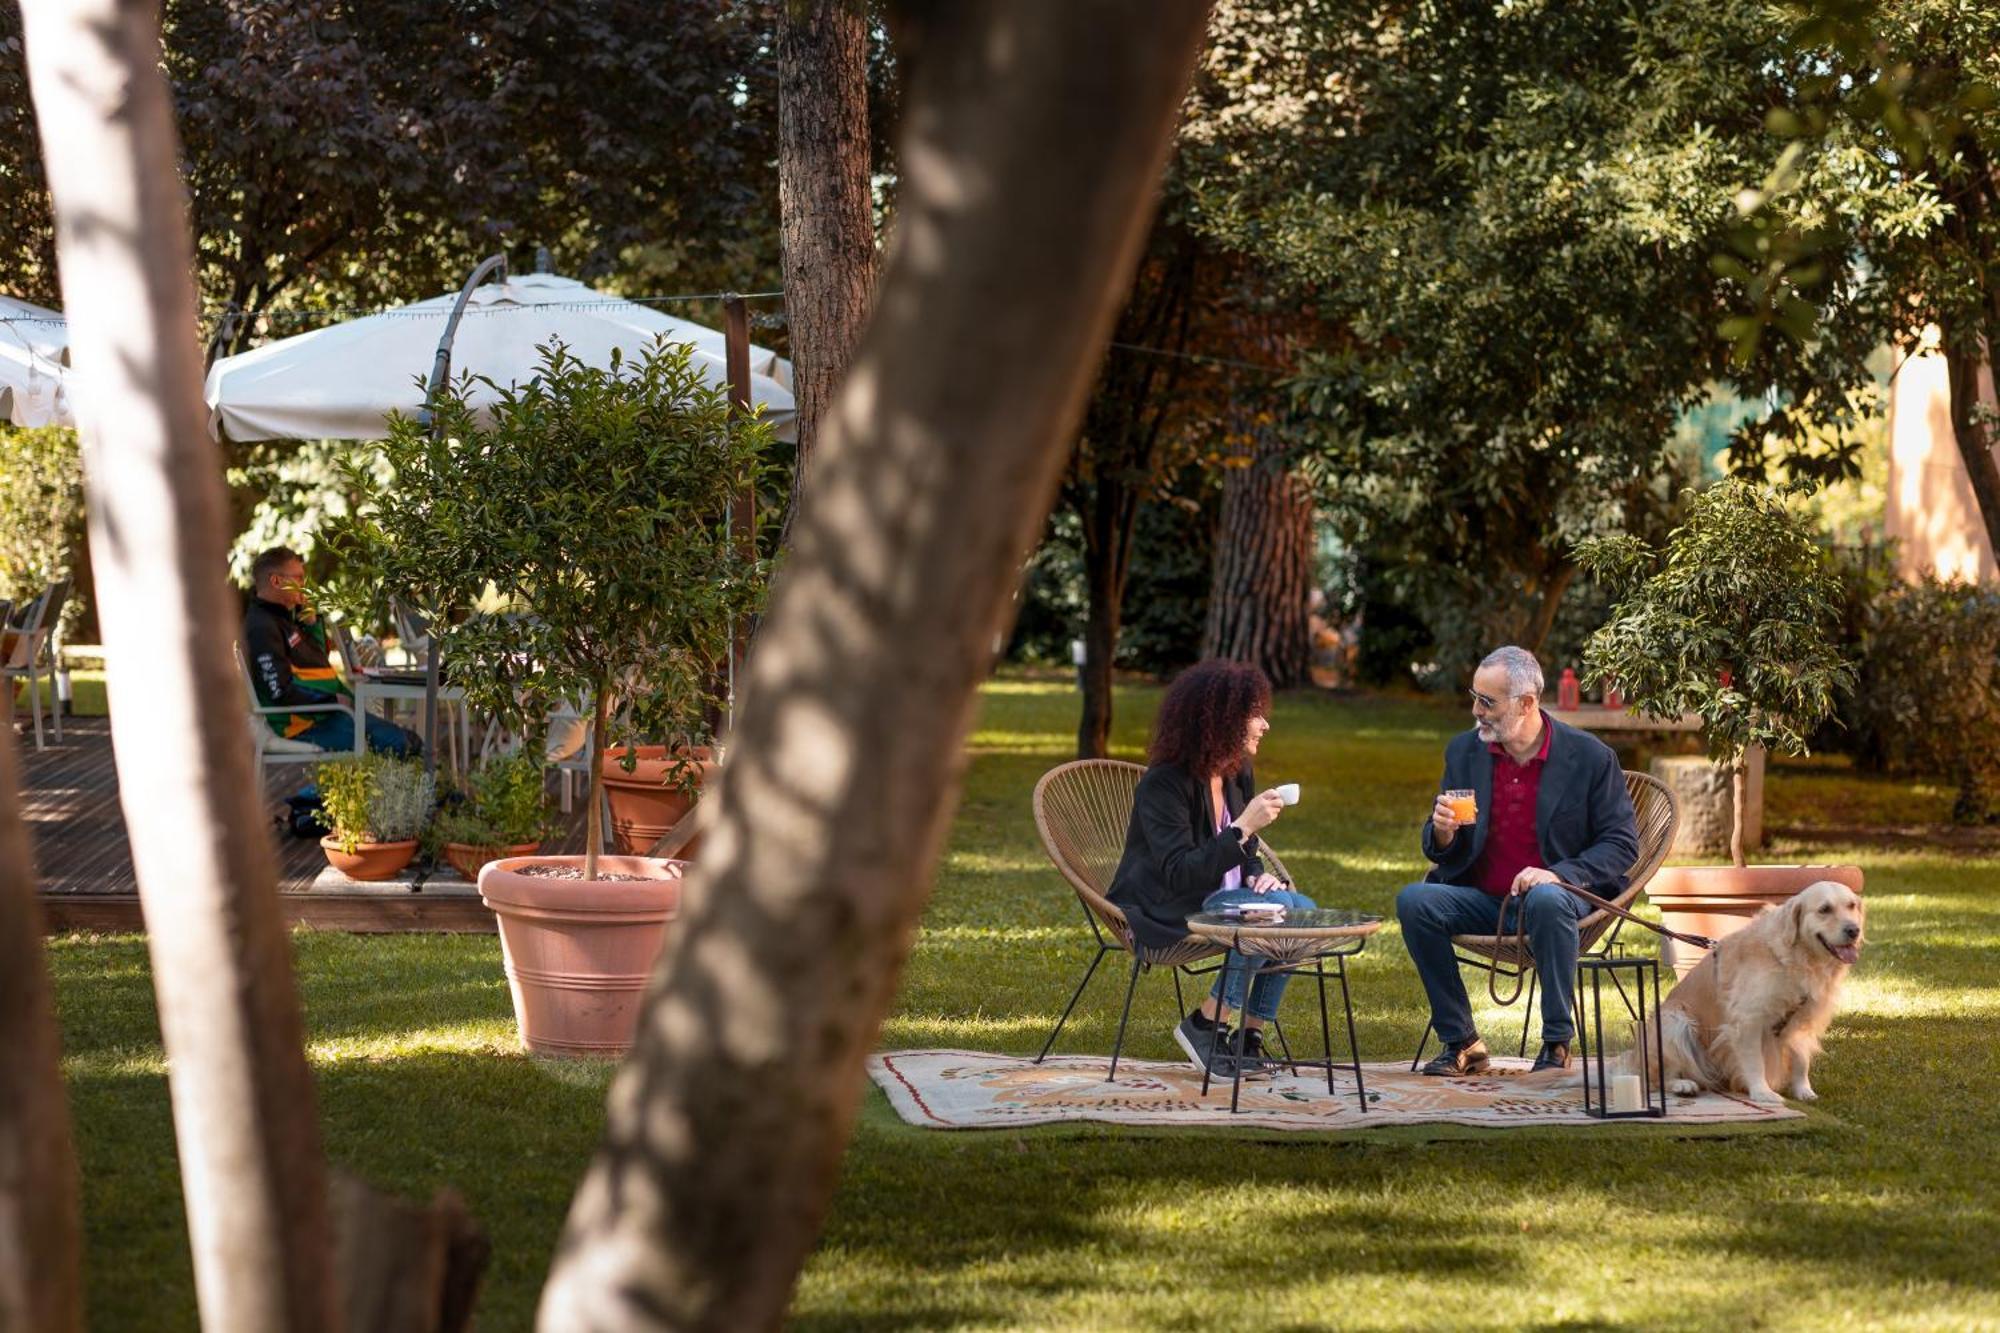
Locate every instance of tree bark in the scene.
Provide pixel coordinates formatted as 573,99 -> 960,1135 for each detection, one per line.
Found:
1940,316 -> 2000,567
0,727 -> 83,1332
1730,758 -> 1748,870
1520,561 -> 1577,658
778,0 -> 876,522
1203,441 -> 1315,687
535,5 -> 1213,1329
1075,480 -> 1137,758
19,3 -> 342,1329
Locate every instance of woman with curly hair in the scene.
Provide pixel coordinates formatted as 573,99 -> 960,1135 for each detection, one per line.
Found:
1107,659 -> 1315,1077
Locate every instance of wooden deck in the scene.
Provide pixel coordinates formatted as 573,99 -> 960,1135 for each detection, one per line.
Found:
21,716 -> 591,934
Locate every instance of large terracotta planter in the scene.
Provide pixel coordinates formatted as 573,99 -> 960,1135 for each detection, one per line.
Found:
478,854 -> 684,1057
600,745 -> 716,857
441,840 -> 542,882
319,836 -> 418,882
1649,863 -> 1865,977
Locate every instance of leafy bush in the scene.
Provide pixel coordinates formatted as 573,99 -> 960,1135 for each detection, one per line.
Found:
0,423 -> 86,638
1578,480 -> 1853,862
315,754 -> 436,853
433,751 -> 551,849
1847,577 -> 2000,824
331,340 -> 773,877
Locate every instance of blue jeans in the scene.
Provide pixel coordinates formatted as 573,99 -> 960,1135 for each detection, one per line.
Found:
1395,881 -> 1590,1045
293,707 -> 423,759
1202,885 -> 1319,1023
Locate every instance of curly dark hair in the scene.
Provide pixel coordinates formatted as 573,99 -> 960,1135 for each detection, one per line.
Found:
1148,659 -> 1272,779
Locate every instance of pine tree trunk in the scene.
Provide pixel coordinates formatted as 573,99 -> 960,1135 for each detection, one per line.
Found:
0,727 -> 83,1332
778,0 -> 876,518
1203,439 -> 1315,687
1940,318 -> 2000,566
20,4 -> 343,1327
535,6 -> 1212,1328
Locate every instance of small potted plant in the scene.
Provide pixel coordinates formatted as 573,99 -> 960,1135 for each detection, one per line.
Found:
1576,479 -> 1863,971
332,340 -> 773,1053
315,753 -> 435,881
433,750 -> 553,881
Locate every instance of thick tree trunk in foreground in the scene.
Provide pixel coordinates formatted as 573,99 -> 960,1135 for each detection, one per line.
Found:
778,0 -> 876,519
1204,439 -> 1315,687
536,5 -> 1213,1328
0,727 -> 83,1333
19,4 -> 341,1328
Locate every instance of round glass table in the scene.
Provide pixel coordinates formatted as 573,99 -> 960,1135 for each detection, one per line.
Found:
1183,907 -> 1384,1113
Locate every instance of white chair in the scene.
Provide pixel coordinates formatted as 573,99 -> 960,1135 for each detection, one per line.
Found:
235,642 -> 360,794
2,580 -> 67,750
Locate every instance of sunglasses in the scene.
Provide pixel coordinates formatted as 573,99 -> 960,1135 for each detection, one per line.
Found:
1467,688 -> 1512,711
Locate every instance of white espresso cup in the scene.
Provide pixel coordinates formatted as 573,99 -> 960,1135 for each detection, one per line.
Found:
1274,783 -> 1301,806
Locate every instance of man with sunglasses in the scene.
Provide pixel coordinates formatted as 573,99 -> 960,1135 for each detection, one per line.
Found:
1396,645 -> 1637,1076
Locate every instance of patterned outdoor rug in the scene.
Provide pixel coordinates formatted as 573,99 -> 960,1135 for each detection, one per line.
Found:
867,1049 -> 1806,1132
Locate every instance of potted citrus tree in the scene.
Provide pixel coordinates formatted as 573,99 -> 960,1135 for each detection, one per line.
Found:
1576,479 -> 1861,971
315,753 -> 434,881
433,749 -> 553,881
333,340 -> 773,1053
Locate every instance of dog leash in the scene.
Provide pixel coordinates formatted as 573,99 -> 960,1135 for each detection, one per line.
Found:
1487,879 -> 1718,1006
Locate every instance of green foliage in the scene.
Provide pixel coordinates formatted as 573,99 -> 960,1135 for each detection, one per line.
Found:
1846,577 -> 2000,824
315,753 -> 435,853
331,340 -> 775,759
1178,0 -> 1893,661
0,423 -> 84,633
0,3 -> 783,355
433,750 -> 552,850
1577,480 -> 1854,776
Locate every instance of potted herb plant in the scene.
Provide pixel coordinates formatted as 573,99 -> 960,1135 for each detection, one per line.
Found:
333,340 -> 773,1053
433,749 -> 553,881
315,753 -> 435,881
1576,479 -> 1862,972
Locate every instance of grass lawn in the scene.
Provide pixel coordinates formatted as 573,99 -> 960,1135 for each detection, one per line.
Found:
44,676 -> 2000,1330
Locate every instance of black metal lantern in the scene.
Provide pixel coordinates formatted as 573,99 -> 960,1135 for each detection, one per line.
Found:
1574,951 -> 1668,1119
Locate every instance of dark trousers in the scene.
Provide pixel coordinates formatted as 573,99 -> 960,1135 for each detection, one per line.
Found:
1395,881 -> 1589,1046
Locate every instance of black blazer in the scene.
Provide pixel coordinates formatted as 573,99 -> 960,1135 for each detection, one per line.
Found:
1420,713 -> 1638,892
1106,761 -> 1266,952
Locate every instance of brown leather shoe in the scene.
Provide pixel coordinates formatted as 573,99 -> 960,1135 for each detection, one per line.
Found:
1420,1036 -> 1491,1077
1531,1041 -> 1572,1073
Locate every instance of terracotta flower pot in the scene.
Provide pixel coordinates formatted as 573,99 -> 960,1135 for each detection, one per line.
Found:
442,840 -> 542,882
599,745 -> 716,857
1649,863 -> 1865,977
319,836 -> 419,882
478,854 -> 684,1057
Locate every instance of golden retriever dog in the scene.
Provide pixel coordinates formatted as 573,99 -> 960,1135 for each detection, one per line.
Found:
1636,880 -> 1864,1104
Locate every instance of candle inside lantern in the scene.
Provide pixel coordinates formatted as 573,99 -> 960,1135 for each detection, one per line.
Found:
1610,1073 -> 1644,1113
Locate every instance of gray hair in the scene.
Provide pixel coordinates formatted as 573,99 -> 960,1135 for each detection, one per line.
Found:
1479,645 -> 1544,698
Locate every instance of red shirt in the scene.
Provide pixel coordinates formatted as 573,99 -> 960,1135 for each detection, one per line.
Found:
1473,718 -> 1551,897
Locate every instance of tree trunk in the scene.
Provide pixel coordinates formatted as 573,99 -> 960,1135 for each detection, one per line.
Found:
18,4 -> 343,1328
1730,758 -> 1748,870
1203,442 -> 1315,687
0,727 -> 83,1333
535,5 -> 1212,1328
1520,561 -> 1577,658
1940,317 -> 2000,566
778,0 -> 876,523
1075,482 -> 1137,758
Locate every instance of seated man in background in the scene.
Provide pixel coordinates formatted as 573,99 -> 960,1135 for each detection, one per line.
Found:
1396,644 -> 1637,1076
242,545 -> 420,758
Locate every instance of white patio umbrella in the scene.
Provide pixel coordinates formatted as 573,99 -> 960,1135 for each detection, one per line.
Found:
202,271 -> 795,443
0,296 -> 76,428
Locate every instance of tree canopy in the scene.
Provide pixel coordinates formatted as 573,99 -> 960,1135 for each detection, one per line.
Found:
1174,0 -> 1913,671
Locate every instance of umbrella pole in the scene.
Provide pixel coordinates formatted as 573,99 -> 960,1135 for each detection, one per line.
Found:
417,253 -> 507,780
